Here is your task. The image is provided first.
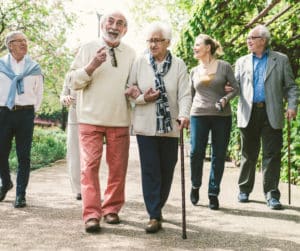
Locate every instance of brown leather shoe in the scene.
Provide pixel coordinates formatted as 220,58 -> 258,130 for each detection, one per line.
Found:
104,213 -> 120,224
85,218 -> 100,233
145,219 -> 162,233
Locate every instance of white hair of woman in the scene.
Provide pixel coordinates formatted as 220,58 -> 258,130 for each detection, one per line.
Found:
145,21 -> 172,41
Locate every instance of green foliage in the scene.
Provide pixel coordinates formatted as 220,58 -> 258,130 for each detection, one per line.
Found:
175,0 -> 299,69
281,114 -> 300,185
174,0 -> 300,185
129,0 -> 195,43
37,109 -> 65,122
226,98 -> 241,166
9,127 -> 66,171
0,0 -> 76,117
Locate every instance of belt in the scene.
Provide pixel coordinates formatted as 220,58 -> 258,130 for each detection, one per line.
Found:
253,102 -> 265,108
0,105 -> 34,111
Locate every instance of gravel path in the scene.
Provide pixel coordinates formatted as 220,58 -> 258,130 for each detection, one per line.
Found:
0,137 -> 299,250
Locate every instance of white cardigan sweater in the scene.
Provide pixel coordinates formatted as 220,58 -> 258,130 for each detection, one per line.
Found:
128,53 -> 191,138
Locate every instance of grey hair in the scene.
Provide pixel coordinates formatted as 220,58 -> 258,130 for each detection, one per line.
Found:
253,24 -> 271,45
145,22 -> 172,40
5,30 -> 26,48
99,9 -> 128,28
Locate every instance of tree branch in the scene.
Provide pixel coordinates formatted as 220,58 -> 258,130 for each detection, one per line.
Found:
288,34 -> 300,43
245,0 -> 281,28
227,0 -> 281,45
264,5 -> 292,26
0,1 -> 28,36
0,6 -> 7,36
7,1 -> 27,13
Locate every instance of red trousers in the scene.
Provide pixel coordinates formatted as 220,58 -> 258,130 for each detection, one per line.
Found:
79,123 -> 129,222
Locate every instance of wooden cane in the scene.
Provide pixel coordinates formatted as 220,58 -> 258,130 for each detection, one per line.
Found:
177,120 -> 187,239
287,119 -> 291,205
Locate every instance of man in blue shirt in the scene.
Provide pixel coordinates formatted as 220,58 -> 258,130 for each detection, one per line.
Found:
235,25 -> 299,210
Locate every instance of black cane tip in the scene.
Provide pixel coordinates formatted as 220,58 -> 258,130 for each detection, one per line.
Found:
182,234 -> 187,239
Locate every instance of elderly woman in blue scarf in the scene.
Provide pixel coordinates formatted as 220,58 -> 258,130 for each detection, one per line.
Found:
125,22 -> 191,233
0,31 -> 43,208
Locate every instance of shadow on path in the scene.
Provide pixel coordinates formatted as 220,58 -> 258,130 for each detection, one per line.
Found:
0,137 -> 300,250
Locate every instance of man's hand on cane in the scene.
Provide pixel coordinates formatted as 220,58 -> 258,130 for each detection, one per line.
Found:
286,109 -> 297,121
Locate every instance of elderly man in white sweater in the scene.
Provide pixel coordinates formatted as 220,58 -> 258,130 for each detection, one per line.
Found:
69,10 -> 135,233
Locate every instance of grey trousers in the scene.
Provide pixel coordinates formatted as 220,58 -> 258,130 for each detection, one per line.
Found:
238,106 -> 282,200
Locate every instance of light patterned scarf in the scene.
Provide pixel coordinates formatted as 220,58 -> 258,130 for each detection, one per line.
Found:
149,50 -> 173,134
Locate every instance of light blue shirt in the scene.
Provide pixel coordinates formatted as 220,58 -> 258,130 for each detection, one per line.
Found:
252,50 -> 268,103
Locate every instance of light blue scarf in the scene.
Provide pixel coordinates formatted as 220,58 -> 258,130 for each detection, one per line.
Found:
0,54 -> 42,109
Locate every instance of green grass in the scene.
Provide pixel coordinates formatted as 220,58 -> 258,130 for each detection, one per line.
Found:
9,127 -> 66,171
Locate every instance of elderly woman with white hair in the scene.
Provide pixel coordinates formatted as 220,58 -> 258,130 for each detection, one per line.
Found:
125,22 -> 191,233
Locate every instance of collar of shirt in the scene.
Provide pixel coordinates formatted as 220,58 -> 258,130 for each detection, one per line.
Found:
9,53 -> 25,74
252,49 -> 269,60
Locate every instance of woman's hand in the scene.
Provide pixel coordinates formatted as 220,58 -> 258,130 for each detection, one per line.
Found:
220,97 -> 227,108
144,88 -> 160,102
177,117 -> 190,130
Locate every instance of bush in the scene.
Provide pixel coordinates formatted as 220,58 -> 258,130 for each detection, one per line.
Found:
281,115 -> 300,185
9,127 -> 66,171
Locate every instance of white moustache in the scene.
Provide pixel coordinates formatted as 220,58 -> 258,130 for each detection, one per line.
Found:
108,29 -> 119,36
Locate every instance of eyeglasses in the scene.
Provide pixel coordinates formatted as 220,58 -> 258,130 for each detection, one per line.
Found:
9,39 -> 27,44
146,39 -> 166,44
109,48 -> 118,67
246,36 -> 262,41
